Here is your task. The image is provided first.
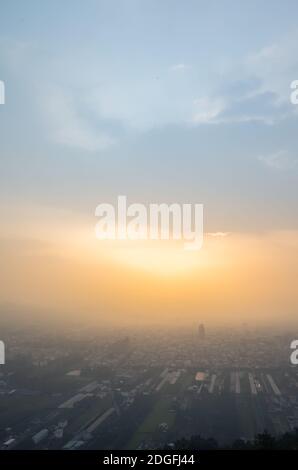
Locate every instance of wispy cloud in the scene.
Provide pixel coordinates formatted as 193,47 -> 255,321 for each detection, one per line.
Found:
190,31 -> 298,127
192,97 -> 225,124
245,31 -> 298,104
258,150 -> 298,170
43,88 -> 114,152
208,232 -> 230,237
170,63 -> 190,72
2,28 -> 298,147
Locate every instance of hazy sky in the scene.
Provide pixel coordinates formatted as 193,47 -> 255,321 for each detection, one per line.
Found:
0,1 -> 298,326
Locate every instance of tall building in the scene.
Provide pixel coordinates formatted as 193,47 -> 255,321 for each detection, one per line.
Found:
198,323 -> 205,340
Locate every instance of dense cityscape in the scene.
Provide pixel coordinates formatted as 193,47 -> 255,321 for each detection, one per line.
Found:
0,323 -> 297,450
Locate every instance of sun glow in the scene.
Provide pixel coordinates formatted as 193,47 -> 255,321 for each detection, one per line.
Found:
105,241 -> 201,276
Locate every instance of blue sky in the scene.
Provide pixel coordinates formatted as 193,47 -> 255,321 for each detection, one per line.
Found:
1,0 -> 298,233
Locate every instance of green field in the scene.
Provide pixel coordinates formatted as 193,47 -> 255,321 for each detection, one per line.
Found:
126,396 -> 176,449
